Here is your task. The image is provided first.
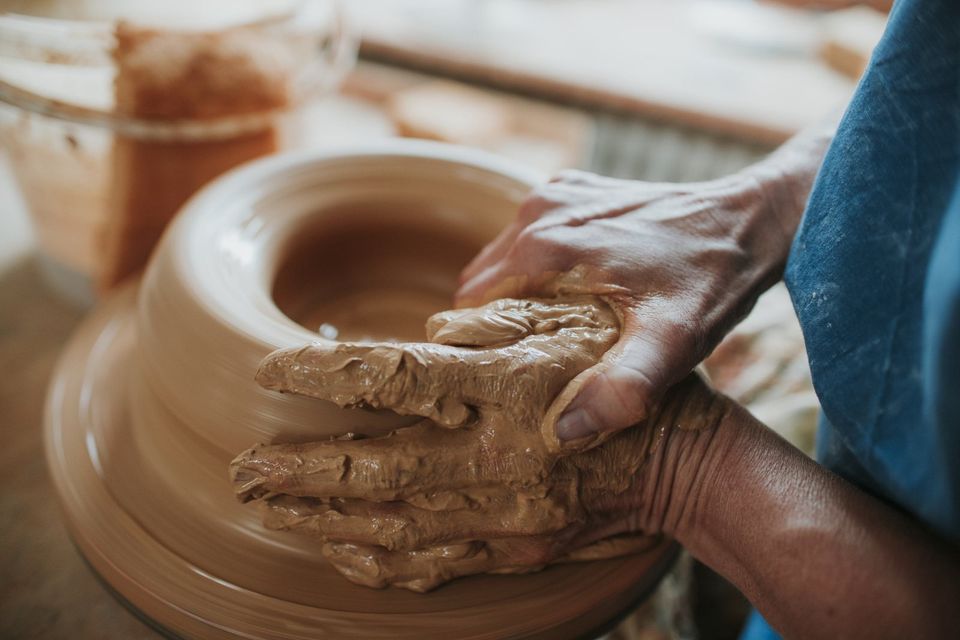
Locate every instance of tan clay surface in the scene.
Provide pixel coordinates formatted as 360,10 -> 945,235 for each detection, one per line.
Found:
272,210 -> 485,341
43,146 -> 678,638
45,281 -> 677,639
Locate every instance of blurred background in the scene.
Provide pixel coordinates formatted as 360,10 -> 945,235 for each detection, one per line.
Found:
1,0 -> 888,290
0,1 -> 888,639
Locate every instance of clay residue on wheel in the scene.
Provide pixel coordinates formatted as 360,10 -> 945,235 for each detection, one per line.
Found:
231,296 -> 665,592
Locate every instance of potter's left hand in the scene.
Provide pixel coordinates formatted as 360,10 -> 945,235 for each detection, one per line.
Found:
230,297 -> 730,591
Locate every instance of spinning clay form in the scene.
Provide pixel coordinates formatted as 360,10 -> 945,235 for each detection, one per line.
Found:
45,142 -> 677,639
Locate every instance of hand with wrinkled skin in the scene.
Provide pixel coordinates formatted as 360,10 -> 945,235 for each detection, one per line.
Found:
230,297 -> 729,592
456,120 -> 836,445
226,298 -> 960,640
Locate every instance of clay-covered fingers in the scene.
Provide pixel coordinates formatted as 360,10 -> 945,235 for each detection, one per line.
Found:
556,533 -> 660,563
230,424 -> 481,503
457,179 -> 564,289
322,540 -> 497,592
257,492 -> 575,552
260,496 -> 428,551
455,252 -> 561,308
457,219 -> 525,288
457,169 -> 621,293
455,171 -> 656,307
322,529 -> 657,592
426,297 -> 618,348
258,297 -> 619,430
455,209 -> 565,307
322,535 -> 566,592
257,339 -> 509,428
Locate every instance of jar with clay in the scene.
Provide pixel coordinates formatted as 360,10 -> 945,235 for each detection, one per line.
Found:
0,0 -> 355,303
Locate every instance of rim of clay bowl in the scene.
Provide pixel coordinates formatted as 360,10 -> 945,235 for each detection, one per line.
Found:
157,139 -> 545,348
135,140 -> 547,449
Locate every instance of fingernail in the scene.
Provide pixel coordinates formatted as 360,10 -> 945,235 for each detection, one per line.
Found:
556,408 -> 597,442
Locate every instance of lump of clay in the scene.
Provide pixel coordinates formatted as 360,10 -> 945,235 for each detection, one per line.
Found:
230,296 -> 664,592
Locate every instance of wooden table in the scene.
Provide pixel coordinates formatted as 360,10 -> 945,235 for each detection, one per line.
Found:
352,0 -> 865,145
0,257 -> 163,639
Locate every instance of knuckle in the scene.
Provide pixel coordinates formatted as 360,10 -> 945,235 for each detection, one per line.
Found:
513,224 -> 543,248
522,180 -> 571,214
377,524 -> 414,551
551,168 -> 592,184
507,227 -> 564,271
513,220 -> 561,249
666,316 -> 709,360
518,190 -> 553,222
510,227 -> 551,259
394,521 -> 426,551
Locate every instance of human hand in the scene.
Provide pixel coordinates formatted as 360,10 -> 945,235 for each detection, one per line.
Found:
457,170 -> 788,445
229,297 -> 731,591
763,0 -> 891,11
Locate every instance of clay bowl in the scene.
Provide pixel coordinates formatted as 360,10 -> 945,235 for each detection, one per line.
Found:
45,141 -> 678,639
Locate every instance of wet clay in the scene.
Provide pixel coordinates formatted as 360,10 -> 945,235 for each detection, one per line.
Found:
232,296 -> 667,592
46,283 -> 678,639
44,146 -> 679,638
273,209 -> 485,341
101,23 -> 293,287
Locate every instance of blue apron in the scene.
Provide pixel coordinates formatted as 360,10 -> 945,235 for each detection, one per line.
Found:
743,0 -> 959,637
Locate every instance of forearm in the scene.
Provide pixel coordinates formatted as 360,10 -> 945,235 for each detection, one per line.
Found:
664,404 -> 960,639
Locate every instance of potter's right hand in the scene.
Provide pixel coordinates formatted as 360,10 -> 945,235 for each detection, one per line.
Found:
456,115 -> 839,445
456,169 -> 797,445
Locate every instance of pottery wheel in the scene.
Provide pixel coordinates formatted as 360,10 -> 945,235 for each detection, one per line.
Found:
44,144 -> 679,639
46,284 -> 677,639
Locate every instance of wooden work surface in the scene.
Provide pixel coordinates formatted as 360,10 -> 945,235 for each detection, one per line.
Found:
0,257 -> 163,639
353,0 -> 864,145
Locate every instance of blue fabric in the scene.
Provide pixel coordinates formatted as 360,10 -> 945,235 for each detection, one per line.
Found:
786,0 -> 960,539
742,1 -> 959,638
740,609 -> 783,640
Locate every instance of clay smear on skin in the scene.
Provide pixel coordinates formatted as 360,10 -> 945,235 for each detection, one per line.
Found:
232,296 -> 666,591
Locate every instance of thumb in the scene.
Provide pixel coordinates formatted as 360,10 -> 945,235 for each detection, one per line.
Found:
543,319 -> 689,451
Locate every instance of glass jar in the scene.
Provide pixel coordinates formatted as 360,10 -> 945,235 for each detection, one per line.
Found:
0,0 -> 356,303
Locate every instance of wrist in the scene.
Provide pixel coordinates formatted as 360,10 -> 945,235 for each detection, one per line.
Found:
660,400 -> 756,545
629,377 -> 741,539
733,116 -> 836,265
697,169 -> 796,288
741,162 -> 808,254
